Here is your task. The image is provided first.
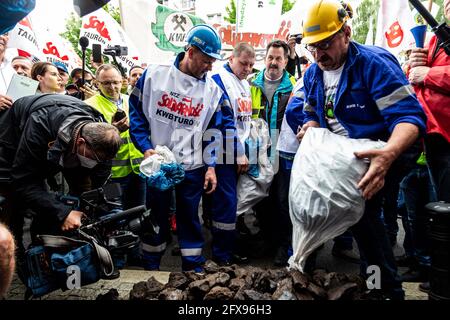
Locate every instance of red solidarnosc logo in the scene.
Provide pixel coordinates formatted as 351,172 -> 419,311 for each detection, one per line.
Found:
157,94 -> 204,117
237,98 -> 252,113
19,18 -> 32,28
385,21 -> 404,48
43,42 -> 68,61
83,16 -> 112,41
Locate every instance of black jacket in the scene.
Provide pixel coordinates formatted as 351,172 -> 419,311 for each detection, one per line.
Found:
0,94 -> 110,228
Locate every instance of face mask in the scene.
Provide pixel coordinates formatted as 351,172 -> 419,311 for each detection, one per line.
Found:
77,154 -> 98,169
63,152 -> 80,168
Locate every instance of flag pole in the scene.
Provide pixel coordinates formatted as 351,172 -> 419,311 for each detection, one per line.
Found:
118,0 -> 125,28
235,0 -> 240,44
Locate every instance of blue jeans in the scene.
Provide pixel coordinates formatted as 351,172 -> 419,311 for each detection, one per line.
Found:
399,166 -> 436,267
112,173 -> 146,210
351,192 -> 404,300
255,158 -> 293,251
381,141 -> 421,244
111,173 -> 147,267
425,134 -> 450,202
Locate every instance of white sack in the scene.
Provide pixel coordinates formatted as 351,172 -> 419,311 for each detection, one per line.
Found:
236,119 -> 275,216
288,128 -> 386,271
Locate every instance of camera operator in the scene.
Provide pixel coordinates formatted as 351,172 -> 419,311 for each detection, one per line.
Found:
286,34 -> 310,78
0,94 -> 121,280
69,68 -> 97,100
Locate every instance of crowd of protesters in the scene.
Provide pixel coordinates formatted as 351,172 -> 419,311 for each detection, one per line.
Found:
0,0 -> 449,301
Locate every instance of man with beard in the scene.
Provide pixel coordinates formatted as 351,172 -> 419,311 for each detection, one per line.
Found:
297,0 -> 426,300
249,40 -> 296,267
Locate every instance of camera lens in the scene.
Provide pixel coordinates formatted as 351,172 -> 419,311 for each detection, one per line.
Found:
295,35 -> 303,44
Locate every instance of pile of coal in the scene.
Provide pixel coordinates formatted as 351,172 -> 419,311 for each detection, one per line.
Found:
128,260 -> 369,300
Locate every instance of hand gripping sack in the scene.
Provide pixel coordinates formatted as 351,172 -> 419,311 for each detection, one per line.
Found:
288,128 -> 386,272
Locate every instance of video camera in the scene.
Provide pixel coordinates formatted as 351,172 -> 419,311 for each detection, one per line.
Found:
61,183 -> 158,254
292,34 -> 303,44
102,45 -> 129,77
103,45 -> 128,57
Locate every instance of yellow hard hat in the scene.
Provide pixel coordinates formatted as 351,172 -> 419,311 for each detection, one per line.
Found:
302,0 -> 350,45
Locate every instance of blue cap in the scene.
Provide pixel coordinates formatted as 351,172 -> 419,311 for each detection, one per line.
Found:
53,61 -> 69,74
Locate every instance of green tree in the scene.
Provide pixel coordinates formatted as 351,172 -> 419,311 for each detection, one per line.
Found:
352,0 -> 379,44
103,3 -> 121,25
60,12 -> 83,59
224,0 -> 237,24
282,0 -> 295,13
225,0 -> 296,23
430,0 -> 445,23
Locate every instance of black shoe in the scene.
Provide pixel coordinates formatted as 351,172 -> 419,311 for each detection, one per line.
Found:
273,247 -> 289,267
217,260 -> 233,267
332,247 -> 361,264
362,289 -> 404,301
102,268 -> 120,280
232,253 -> 249,264
212,256 -> 233,267
395,255 -> 416,268
399,268 -> 428,282
418,282 -> 430,294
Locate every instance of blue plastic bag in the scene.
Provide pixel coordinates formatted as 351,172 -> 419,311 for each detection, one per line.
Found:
142,163 -> 185,191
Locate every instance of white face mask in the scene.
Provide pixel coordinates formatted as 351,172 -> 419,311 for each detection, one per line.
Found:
77,154 -> 98,169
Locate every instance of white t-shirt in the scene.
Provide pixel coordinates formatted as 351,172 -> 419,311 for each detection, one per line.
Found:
323,63 -> 348,137
0,56 -> 15,95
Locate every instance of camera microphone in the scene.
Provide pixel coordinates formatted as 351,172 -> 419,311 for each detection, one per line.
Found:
79,36 -> 90,98
79,36 -> 89,50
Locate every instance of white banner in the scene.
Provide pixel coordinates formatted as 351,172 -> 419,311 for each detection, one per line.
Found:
39,34 -> 82,72
7,15 -> 82,73
375,0 -> 415,56
7,16 -> 43,62
80,7 -> 141,73
121,0 -> 304,69
236,0 -> 283,34
120,0 -> 205,66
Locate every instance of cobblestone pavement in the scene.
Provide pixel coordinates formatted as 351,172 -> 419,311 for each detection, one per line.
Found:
5,269 -> 427,300
5,269 -> 428,300
6,270 -> 170,300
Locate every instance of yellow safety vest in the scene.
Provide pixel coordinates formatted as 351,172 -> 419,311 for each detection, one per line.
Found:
85,94 -> 144,178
